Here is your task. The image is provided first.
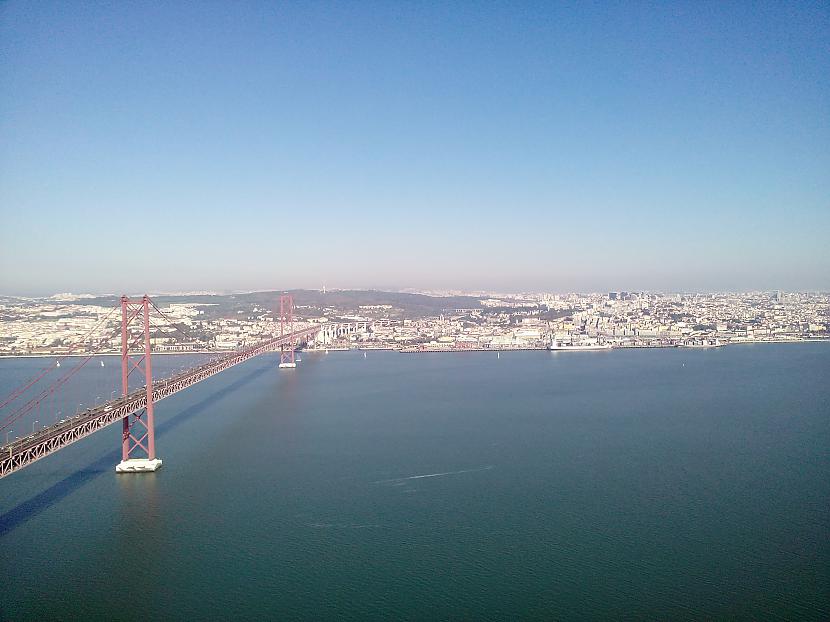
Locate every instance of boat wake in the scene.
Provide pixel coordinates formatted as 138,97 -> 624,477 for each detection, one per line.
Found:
373,465 -> 494,485
307,522 -> 385,529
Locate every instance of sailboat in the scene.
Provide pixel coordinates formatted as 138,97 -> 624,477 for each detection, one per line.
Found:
363,352 -> 367,358
497,352 -> 500,359
56,360 -> 60,368
100,360 -> 105,367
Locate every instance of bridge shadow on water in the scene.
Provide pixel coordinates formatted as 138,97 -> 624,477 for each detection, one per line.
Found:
0,362 -> 272,538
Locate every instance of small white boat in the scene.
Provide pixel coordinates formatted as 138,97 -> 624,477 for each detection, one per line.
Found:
56,361 -> 60,368
548,344 -> 612,351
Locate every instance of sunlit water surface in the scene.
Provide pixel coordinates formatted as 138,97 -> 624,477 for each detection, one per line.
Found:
1,345 -> 828,620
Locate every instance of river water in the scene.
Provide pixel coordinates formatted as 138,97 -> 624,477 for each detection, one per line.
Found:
1,345 -> 828,620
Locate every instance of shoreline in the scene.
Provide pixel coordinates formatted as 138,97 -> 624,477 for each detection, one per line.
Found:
0,350 -> 223,359
1,338 -> 827,360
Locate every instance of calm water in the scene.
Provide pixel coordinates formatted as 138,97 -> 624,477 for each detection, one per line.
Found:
1,345 -> 828,620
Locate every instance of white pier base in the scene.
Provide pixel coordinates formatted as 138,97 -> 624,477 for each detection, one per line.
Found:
116,458 -> 163,473
278,362 -> 297,369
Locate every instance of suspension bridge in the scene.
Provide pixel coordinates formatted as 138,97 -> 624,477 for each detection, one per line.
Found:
0,294 -> 360,479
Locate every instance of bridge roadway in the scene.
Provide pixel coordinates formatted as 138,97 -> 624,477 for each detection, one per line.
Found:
1,325 -> 321,479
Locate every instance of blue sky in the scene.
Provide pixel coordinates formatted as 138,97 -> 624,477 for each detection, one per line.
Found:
1,1 -> 828,295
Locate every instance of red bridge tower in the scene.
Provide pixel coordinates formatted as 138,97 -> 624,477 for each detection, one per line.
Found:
278,294 -> 297,369
116,295 -> 162,473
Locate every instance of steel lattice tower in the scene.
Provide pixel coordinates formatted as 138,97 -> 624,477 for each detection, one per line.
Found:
116,295 -> 162,472
279,294 -> 296,368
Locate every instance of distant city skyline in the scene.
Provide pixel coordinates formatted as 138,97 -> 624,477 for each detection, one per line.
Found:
1,286 -> 824,300
2,2 -> 828,295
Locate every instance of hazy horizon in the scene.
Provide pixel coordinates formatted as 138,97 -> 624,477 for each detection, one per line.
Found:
2,285 -> 826,300
2,2 -> 828,294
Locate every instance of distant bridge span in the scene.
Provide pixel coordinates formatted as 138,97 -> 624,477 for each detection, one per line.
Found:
1,294 -> 362,479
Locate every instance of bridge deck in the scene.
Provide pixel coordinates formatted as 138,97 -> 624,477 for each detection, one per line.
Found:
1,326 -> 319,479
